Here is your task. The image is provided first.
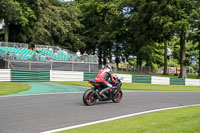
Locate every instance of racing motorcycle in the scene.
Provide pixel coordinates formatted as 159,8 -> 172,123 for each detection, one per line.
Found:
83,75 -> 123,106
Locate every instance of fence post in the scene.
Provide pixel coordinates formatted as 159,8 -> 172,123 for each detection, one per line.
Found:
72,63 -> 74,71
89,63 -> 91,72
8,60 -> 10,69
29,61 -> 31,71
51,61 -> 53,70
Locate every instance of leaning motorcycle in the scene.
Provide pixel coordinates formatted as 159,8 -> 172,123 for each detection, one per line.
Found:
83,75 -> 123,106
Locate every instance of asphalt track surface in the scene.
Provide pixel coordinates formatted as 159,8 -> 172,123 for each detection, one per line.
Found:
1,90 -> 200,133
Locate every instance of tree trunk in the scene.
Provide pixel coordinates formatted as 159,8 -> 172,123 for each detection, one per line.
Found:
179,31 -> 187,78
136,56 -> 142,73
99,48 -> 102,68
109,47 -> 112,63
4,18 -> 9,42
163,40 -> 168,75
198,40 -> 200,79
115,43 -> 119,70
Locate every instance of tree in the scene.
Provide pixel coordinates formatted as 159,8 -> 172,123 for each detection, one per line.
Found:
75,0 -> 125,67
8,0 -> 36,44
189,0 -> 200,78
0,0 -> 21,42
33,0 -> 83,50
150,0 -> 175,75
172,0 -> 197,78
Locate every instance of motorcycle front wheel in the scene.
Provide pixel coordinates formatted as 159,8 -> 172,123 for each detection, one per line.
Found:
83,89 -> 97,106
112,90 -> 123,103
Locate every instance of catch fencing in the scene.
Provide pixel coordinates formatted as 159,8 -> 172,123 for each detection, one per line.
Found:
5,60 -> 98,72
0,42 -> 28,48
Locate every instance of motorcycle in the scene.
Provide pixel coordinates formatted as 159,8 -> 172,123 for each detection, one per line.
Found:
83,75 -> 123,106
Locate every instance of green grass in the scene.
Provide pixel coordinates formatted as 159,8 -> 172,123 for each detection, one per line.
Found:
155,73 -> 198,79
0,82 -> 30,95
58,105 -> 200,133
54,81 -> 200,92
122,83 -> 200,91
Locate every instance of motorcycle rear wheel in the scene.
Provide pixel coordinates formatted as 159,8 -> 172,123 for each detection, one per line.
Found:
83,89 -> 97,106
112,90 -> 123,103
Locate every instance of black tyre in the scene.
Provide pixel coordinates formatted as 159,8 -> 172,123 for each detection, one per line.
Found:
83,89 -> 97,106
112,90 -> 123,103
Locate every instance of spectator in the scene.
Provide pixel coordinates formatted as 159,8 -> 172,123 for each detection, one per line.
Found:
83,51 -> 88,62
49,47 -> 53,51
46,54 -> 50,61
6,52 -> 10,60
13,52 -> 17,60
83,51 -> 88,56
94,52 -> 98,63
36,47 -> 40,52
76,50 -> 81,57
53,50 -> 58,56
63,50 -> 68,55
45,46 -> 48,51
38,52 -> 42,61
76,50 -> 81,61
32,53 -> 37,61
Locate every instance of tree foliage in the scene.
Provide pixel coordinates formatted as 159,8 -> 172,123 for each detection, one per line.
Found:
0,0 -> 199,78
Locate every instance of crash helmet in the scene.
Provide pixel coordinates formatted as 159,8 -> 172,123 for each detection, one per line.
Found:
106,63 -> 113,71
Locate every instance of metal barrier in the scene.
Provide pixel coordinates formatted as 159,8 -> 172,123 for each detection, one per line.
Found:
5,60 -> 98,72
11,69 -> 50,82
0,42 -> 28,48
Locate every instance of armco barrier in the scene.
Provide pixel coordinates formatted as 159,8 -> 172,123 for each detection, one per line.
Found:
51,70 -> 84,81
11,70 -> 50,82
115,74 -> 132,83
0,69 -> 10,81
1,69 -> 199,86
84,72 -> 98,81
185,79 -> 200,86
170,78 -> 185,85
132,75 -> 151,83
151,76 -> 170,85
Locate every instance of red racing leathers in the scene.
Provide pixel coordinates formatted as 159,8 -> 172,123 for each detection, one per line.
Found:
94,67 -> 115,98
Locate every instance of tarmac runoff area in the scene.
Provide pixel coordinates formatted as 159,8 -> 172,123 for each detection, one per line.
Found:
7,82 -> 89,96
0,82 -> 200,133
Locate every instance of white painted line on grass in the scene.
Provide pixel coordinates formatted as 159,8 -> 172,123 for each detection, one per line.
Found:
41,104 -> 200,133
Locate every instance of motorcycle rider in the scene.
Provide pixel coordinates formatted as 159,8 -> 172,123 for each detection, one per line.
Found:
94,63 -> 116,99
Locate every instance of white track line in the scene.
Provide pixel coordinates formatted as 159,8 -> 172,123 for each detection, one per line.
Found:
41,104 -> 200,133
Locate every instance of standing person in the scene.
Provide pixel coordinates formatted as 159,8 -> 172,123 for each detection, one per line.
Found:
76,50 -> 81,61
32,53 -> 37,61
94,63 -> 116,99
94,52 -> 98,63
13,52 -> 17,60
6,52 -> 10,60
38,52 -> 42,61
83,51 -> 88,62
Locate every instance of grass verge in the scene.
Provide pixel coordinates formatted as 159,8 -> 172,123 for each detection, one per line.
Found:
155,73 -> 198,79
58,105 -> 200,133
54,81 -> 200,92
0,82 -> 30,95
